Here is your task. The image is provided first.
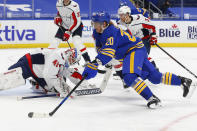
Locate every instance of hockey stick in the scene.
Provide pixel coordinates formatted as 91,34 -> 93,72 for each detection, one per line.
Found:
17,94 -> 58,101
155,43 -> 197,78
20,66 -> 111,100
19,67 -> 110,101
28,75 -> 87,118
74,66 -> 112,96
58,26 -> 72,49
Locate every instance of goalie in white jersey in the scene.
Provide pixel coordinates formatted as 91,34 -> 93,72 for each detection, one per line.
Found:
52,0 -> 91,64
0,48 -> 90,97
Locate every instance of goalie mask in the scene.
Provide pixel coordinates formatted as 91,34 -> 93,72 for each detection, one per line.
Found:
63,48 -> 81,67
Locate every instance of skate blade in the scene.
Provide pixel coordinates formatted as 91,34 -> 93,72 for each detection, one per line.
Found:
186,82 -> 197,99
148,102 -> 162,109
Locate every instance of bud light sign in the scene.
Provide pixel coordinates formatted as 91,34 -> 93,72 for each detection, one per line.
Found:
159,24 -> 180,38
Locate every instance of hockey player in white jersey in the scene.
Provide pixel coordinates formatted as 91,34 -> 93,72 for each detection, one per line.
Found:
0,48 -> 84,97
111,5 -> 159,84
117,5 -> 157,55
53,0 -> 91,64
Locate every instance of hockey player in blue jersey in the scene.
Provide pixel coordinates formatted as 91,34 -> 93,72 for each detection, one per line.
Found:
82,11 -> 194,108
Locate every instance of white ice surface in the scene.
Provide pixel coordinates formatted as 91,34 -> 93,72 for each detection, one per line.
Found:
0,48 -> 197,131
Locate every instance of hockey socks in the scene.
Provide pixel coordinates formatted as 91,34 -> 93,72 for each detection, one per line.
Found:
132,78 -> 162,108
123,74 -> 153,100
124,74 -> 162,108
131,78 -> 153,100
161,72 -> 181,86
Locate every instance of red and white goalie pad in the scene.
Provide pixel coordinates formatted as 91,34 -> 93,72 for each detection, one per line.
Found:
0,68 -> 25,90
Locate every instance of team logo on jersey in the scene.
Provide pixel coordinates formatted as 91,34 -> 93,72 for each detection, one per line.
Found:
187,26 -> 197,40
0,25 -> 35,41
159,24 -> 180,38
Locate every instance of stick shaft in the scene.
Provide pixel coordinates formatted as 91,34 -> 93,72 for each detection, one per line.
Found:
155,43 -> 197,78
49,76 -> 86,116
59,26 -> 72,49
20,94 -> 57,100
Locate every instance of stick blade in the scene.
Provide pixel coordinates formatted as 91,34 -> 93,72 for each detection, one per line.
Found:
28,112 -> 50,118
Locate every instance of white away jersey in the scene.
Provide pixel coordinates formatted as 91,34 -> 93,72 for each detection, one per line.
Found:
30,49 -> 67,90
117,14 -> 156,39
56,0 -> 81,33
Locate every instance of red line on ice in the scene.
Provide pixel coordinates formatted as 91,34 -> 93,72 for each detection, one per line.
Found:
160,112 -> 197,131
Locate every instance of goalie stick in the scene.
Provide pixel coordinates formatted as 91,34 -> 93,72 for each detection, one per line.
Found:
19,66 -> 112,100
17,94 -> 58,100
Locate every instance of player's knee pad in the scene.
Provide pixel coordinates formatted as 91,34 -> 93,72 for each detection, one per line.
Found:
123,73 -> 138,87
147,70 -> 162,84
0,68 -> 25,90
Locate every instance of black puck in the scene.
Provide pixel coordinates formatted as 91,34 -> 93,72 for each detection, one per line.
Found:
28,112 -> 33,118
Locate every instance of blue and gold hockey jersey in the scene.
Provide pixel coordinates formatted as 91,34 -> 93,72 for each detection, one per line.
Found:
132,8 -> 149,18
93,24 -> 144,65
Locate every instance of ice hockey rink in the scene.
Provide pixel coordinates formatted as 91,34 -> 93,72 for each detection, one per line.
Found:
0,47 -> 197,131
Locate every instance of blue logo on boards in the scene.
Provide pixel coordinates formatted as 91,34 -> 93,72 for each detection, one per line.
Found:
187,26 -> 197,40
0,25 -> 35,41
159,24 -> 180,38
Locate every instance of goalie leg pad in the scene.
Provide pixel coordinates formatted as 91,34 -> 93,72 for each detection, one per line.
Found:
0,68 -> 25,90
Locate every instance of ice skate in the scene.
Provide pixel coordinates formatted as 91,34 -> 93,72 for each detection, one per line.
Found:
147,95 -> 162,109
